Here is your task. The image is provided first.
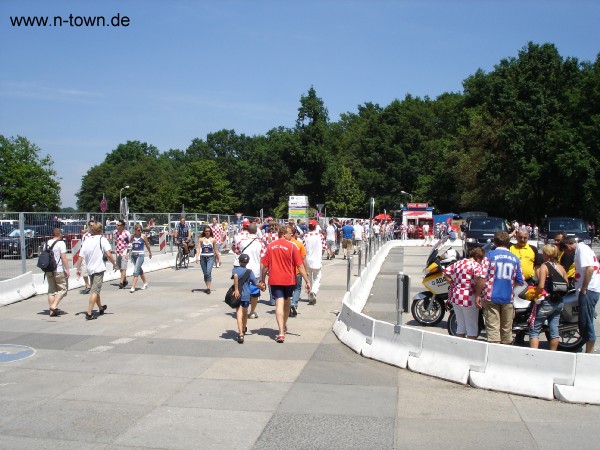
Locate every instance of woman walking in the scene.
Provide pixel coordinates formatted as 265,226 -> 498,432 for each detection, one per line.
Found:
195,226 -> 221,294
129,224 -> 152,293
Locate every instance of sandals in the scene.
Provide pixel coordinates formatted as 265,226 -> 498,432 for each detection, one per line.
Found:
237,335 -> 244,344
275,335 -> 285,343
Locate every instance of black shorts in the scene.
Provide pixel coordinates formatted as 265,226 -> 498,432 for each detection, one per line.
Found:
270,285 -> 295,300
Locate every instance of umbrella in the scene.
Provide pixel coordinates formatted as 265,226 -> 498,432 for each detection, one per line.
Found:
374,213 -> 391,221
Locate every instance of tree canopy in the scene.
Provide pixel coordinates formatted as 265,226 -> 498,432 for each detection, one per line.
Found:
66,42 -> 600,223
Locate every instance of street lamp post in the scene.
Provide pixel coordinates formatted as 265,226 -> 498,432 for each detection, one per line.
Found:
401,190 -> 414,202
120,185 -> 129,218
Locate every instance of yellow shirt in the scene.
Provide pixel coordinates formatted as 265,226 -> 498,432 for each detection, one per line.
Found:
291,238 -> 306,275
510,244 -> 536,280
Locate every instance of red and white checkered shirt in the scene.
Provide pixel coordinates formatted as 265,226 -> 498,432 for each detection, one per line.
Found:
443,258 -> 483,307
261,232 -> 279,247
114,229 -> 131,256
302,231 -> 326,251
232,230 -> 250,255
82,231 -> 92,242
210,223 -> 226,244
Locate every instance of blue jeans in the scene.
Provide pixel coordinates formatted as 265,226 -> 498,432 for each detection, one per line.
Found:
578,290 -> 600,342
131,253 -> 144,277
292,273 -> 302,307
199,256 -> 214,282
529,300 -> 563,339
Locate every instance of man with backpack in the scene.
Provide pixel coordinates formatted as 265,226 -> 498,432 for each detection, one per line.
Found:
45,228 -> 70,317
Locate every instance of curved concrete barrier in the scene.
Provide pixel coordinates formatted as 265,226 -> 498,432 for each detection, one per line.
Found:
407,331 -> 488,384
333,302 -> 374,354
362,321 -> 423,369
0,272 -> 36,305
554,353 -> 600,404
469,344 -> 576,400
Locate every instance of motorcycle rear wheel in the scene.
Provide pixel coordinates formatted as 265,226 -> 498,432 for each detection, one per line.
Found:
411,293 -> 445,326
549,328 -> 585,352
446,309 -> 483,337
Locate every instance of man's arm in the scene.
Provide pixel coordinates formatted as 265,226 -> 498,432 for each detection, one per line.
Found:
581,266 -> 595,294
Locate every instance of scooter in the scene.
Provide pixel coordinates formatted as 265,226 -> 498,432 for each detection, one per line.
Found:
446,287 -> 584,352
411,234 -> 460,326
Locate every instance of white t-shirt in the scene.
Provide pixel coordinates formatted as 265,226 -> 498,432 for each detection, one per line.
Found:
373,224 -> 380,235
303,231 -> 324,269
353,225 -> 363,241
47,238 -> 67,272
235,234 -> 263,277
326,225 -> 336,242
423,224 -> 430,234
574,242 -> 600,292
81,235 -> 111,275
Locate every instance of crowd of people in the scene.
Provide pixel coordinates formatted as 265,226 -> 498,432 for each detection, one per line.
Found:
443,228 -> 598,353
41,215 -> 599,353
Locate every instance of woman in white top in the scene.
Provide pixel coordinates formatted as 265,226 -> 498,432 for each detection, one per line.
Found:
47,228 -> 69,317
129,224 -> 152,293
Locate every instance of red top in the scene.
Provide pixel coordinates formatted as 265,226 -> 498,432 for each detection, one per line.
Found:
261,238 -> 303,286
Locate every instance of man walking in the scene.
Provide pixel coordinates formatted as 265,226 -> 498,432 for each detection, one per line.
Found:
114,220 -> 131,289
46,228 -> 69,317
210,216 -> 226,267
303,219 -> 326,305
475,231 -> 524,344
261,225 -> 311,343
565,237 -> 600,353
76,222 -> 118,320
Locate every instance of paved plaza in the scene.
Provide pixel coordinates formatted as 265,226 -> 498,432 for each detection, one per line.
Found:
1,247 -> 599,449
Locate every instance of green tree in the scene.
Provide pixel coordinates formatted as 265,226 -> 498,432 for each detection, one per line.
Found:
178,160 -> 237,212
0,135 -> 61,210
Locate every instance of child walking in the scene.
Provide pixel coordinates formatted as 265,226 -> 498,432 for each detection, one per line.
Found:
233,253 -> 265,343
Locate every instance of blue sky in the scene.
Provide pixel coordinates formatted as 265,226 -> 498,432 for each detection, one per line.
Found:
1,0 -> 599,209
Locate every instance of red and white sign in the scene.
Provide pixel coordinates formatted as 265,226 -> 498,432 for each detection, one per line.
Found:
407,203 -> 429,209
159,232 -> 166,253
71,239 -> 81,265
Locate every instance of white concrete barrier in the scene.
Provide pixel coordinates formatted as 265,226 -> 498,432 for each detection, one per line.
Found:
554,353 -> 600,404
362,321 -> 423,369
334,302 -> 374,354
0,272 -> 36,305
469,344 -> 576,400
407,331 -> 488,384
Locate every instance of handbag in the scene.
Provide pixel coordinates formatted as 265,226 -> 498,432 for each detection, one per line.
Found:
99,237 -> 108,262
224,269 -> 251,309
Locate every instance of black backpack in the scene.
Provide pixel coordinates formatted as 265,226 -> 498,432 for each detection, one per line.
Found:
37,240 -> 59,273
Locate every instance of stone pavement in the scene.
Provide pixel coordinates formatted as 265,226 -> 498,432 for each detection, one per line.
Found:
1,248 -> 599,449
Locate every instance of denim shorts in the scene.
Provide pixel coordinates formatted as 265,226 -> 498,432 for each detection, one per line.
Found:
529,299 -> 563,339
578,290 -> 600,343
239,300 -> 250,308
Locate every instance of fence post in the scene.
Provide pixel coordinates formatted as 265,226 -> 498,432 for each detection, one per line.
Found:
346,256 -> 353,291
357,248 -> 362,277
19,212 -> 26,275
395,272 -> 410,332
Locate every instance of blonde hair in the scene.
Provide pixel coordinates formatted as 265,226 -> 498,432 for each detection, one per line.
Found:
542,244 -> 559,260
91,222 -> 103,235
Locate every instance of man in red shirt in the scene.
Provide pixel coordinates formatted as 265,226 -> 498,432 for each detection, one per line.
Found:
261,225 -> 311,343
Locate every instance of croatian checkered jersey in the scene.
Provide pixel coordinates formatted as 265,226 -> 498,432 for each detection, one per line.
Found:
114,229 -> 131,256
443,259 -> 482,307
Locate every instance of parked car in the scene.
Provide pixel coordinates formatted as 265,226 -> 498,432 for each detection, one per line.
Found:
61,223 -> 85,250
0,225 -> 53,259
540,217 -> 591,245
147,225 -> 171,245
462,216 -> 510,256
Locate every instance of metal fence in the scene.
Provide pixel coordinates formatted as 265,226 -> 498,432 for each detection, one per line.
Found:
0,211 -> 263,281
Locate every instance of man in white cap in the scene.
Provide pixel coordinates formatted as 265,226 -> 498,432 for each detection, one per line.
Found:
303,219 -> 326,305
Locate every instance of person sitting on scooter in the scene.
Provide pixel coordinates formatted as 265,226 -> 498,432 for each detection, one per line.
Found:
529,244 -> 568,351
444,247 -> 485,339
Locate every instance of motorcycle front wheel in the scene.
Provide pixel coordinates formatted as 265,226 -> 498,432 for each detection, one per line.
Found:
411,293 -> 445,326
550,328 -> 585,352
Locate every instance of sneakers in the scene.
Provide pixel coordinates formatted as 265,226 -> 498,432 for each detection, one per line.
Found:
82,287 -> 91,294
142,283 -> 148,290
123,280 -> 128,288
118,282 -> 123,289
130,287 -> 135,293
237,335 -> 244,344
275,335 -> 285,343
308,292 -> 317,305
289,305 -> 297,317
206,288 -> 211,294
98,304 -> 108,316
85,313 -> 96,321
248,312 -> 258,319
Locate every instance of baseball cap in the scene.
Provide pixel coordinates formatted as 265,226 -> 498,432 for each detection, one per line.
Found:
239,253 -> 250,264
309,220 -> 317,226
242,218 -> 250,228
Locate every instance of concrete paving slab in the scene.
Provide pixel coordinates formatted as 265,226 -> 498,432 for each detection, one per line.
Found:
280,382 -> 397,417
296,360 -> 399,386
166,378 -> 292,412
253,413 -> 395,450
57,372 -> 191,406
0,435 -> 110,450
0,399 -> 152,444
113,406 -> 271,450
198,357 -> 307,382
0,368 -> 94,400
394,419 -> 535,449
525,422 -> 600,449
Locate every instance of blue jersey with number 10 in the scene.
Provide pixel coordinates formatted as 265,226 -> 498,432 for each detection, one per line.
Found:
483,248 -> 524,304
